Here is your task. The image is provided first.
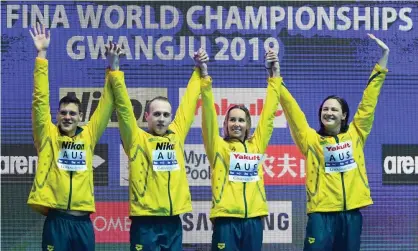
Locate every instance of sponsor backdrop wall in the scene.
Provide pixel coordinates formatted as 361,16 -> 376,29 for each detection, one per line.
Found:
1,1 -> 417,250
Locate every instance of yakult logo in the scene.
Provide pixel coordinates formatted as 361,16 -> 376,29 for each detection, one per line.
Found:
233,153 -> 261,160
325,142 -> 350,152
179,88 -> 287,128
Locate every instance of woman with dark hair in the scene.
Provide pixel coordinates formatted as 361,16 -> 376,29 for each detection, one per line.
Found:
317,95 -> 350,136
200,49 -> 281,251
280,34 -> 389,251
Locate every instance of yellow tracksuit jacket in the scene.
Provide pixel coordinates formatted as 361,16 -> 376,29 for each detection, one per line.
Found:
280,64 -> 388,213
109,69 -> 201,216
200,76 -> 281,219
28,58 -> 114,215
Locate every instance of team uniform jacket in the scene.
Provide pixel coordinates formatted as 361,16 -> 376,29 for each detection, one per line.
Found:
280,64 -> 388,213
109,69 -> 201,216
200,76 -> 281,219
28,58 -> 114,215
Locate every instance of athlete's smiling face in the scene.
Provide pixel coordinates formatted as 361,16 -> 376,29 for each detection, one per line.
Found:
320,98 -> 347,134
227,108 -> 249,142
57,103 -> 82,137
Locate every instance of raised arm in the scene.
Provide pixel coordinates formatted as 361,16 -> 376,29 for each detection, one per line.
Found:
199,55 -> 220,165
279,61 -> 313,155
84,44 -> 115,147
370,33 -> 389,69
351,34 -> 389,144
30,23 -> 53,149
170,49 -> 206,141
252,49 -> 281,152
106,42 -> 140,153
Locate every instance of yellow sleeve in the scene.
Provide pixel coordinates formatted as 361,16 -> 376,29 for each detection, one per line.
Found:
32,58 -> 54,150
170,68 -> 201,142
200,76 -> 220,165
280,83 -> 313,156
109,70 -> 140,153
85,69 -> 114,147
350,64 -> 388,144
252,77 -> 281,152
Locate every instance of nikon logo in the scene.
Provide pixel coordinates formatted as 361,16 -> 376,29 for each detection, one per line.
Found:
156,142 -> 175,150
62,142 -> 85,150
59,88 -> 167,128
382,144 -> 418,185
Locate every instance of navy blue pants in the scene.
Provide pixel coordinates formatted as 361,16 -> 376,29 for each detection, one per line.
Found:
211,217 -> 263,251
42,210 -> 95,251
303,210 -> 363,251
130,215 -> 182,251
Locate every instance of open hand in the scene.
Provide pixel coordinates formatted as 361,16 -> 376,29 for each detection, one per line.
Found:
29,22 -> 50,57
368,33 -> 390,52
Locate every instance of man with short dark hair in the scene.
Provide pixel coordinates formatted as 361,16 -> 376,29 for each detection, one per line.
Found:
106,42 -> 208,251
27,23 -> 114,251
56,94 -> 83,136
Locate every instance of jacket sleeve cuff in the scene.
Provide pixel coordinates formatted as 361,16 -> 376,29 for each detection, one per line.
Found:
35,57 -> 48,64
108,70 -> 124,80
375,63 -> 388,73
200,76 -> 213,91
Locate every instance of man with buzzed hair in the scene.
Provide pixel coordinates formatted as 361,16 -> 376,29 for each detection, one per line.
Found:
145,96 -> 169,112
106,42 -> 208,251
143,96 -> 173,136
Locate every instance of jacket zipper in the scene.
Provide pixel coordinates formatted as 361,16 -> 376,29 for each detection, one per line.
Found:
334,136 -> 347,211
66,131 -> 82,210
168,171 -> 173,216
161,135 -> 174,216
164,136 -> 174,216
241,141 -> 249,218
67,171 -> 73,210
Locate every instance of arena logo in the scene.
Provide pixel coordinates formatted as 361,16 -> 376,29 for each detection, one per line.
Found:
382,144 -> 418,185
1,144 -> 109,186
59,87 -> 167,128
92,201 -> 292,244
179,88 -> 287,128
